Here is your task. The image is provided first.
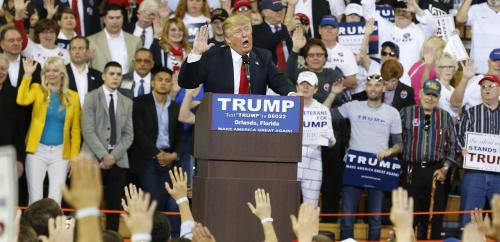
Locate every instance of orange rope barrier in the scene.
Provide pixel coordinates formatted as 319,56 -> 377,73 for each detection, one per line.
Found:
18,206 -> 493,217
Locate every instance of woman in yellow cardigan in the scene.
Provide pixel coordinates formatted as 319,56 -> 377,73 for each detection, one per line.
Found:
17,56 -> 81,205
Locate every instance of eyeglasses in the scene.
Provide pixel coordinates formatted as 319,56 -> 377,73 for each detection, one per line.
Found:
237,6 -> 251,12
306,53 -> 325,58
381,51 -> 397,57
438,65 -> 456,70
481,83 -> 498,89
368,74 -> 383,82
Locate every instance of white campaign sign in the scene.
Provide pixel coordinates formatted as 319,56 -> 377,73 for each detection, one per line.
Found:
302,106 -> 332,146
464,132 -> 500,173
444,33 -> 469,61
436,15 -> 455,41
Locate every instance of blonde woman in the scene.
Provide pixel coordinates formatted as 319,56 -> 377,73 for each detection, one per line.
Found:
17,56 -> 81,205
409,36 -> 446,104
151,17 -> 192,73
175,0 -> 212,43
435,52 -> 460,120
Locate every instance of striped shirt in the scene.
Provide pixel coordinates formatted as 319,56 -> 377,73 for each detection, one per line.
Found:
400,105 -> 459,166
459,103 -> 500,147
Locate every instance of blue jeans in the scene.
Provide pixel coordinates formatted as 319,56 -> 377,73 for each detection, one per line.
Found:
461,171 -> 500,226
340,186 -> 384,241
140,159 -> 180,236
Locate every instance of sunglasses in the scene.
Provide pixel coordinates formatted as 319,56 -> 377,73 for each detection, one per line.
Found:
368,74 -> 383,82
381,51 -> 397,57
237,6 -> 251,12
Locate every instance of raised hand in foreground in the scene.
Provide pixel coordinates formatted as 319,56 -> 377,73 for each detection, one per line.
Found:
247,188 -> 278,242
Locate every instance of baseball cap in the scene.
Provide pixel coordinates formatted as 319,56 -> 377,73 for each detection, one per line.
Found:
345,3 -> 363,16
489,48 -> 500,61
233,0 -> 252,10
295,13 -> 310,26
320,15 -> 339,27
297,71 -> 318,86
478,74 -> 500,85
393,1 -> 408,9
422,79 -> 441,96
259,0 -> 283,11
211,8 -> 229,22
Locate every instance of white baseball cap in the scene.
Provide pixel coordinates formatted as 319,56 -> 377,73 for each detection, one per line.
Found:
345,3 -> 363,16
297,71 -> 318,86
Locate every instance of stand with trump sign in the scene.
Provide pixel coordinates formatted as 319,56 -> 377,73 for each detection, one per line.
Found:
464,132 -> 500,173
192,93 -> 302,242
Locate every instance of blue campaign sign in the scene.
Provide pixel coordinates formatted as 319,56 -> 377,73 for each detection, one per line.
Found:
211,94 -> 301,133
376,5 -> 395,22
342,149 -> 402,192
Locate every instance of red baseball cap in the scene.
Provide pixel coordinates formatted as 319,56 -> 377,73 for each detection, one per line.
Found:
233,0 -> 252,10
478,75 -> 500,85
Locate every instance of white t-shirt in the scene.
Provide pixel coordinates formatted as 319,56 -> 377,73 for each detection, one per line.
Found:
459,74 -> 500,110
466,3 -> 500,74
22,40 -> 70,66
167,0 -> 220,12
303,100 -> 336,147
325,43 -> 359,76
338,100 -> 402,153
363,0 -> 438,73
438,80 -> 459,118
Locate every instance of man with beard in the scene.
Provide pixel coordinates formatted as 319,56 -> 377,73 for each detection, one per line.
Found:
178,15 -> 295,95
329,75 -> 403,241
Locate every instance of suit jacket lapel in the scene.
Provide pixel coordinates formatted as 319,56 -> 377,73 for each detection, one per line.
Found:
98,32 -> 112,62
148,95 -> 159,134
99,87 -> 109,114
124,33 -> 136,64
67,65 -> 77,91
223,48 -> 234,93
392,83 -> 402,107
248,51 -> 259,94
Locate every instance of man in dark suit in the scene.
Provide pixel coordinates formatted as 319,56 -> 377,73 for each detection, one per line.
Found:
120,48 -> 155,99
34,0 -> 101,36
252,0 -> 292,71
178,15 -> 295,95
130,67 -> 183,235
67,37 -> 103,106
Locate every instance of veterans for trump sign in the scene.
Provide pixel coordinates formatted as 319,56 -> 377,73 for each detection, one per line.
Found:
464,132 -> 500,173
342,149 -> 402,192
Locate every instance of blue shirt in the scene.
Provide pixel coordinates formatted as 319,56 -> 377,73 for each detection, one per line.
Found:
40,91 -> 66,145
154,94 -> 171,150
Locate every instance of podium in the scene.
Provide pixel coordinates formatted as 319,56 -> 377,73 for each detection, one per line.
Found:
192,93 -> 302,242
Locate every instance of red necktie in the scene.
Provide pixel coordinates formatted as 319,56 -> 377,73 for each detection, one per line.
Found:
239,61 -> 249,94
72,0 -> 82,36
274,25 -> 286,71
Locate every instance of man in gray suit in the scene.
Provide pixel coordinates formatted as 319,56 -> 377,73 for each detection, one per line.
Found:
81,61 -> 134,231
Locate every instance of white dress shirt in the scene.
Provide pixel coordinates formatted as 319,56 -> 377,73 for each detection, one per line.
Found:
104,29 -> 129,74
8,55 -> 21,87
133,24 -> 154,48
133,71 -> 152,97
71,63 -> 89,106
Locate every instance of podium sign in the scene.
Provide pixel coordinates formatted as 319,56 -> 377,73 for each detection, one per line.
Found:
211,94 -> 301,133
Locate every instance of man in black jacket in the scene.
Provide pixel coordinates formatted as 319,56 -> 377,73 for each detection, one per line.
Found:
130,67 -> 183,211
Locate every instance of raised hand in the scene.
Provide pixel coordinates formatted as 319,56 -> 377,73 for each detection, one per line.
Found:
192,25 -> 214,55
158,2 -> 170,20
43,0 -> 59,19
22,56 -> 38,77
247,188 -> 272,220
364,18 -> 375,36
14,0 -> 30,12
121,183 -> 140,212
38,215 -> 76,242
463,209 -> 487,242
291,28 -> 306,53
62,153 -> 102,209
192,223 -> 216,242
122,189 -> 157,235
165,166 -> 188,200
290,202 -> 320,242
390,187 -> 414,228
479,195 -> 500,241
460,59 -> 475,81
